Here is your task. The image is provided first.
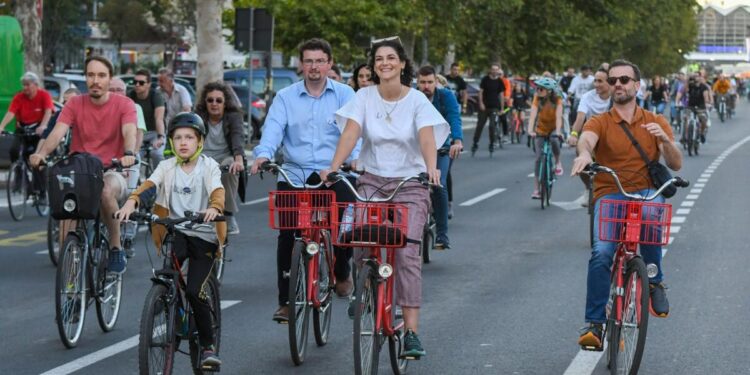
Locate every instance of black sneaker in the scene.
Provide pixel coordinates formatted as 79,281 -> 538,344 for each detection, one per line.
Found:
200,345 -> 221,367
402,329 -> 426,358
470,143 -> 478,155
434,236 -> 450,250
578,323 -> 603,351
649,283 -> 670,317
700,134 -> 706,144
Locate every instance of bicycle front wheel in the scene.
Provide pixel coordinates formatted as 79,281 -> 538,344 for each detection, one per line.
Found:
7,161 -> 28,221
48,216 -> 61,266
421,215 -> 433,264
686,122 -> 694,156
539,162 -> 548,210
313,231 -> 334,346
96,234 -> 123,332
288,240 -> 310,365
55,234 -> 87,348
138,284 -> 176,375
612,258 -> 649,375
189,275 -> 221,374
353,263 -> 380,375
388,307 -> 409,374
212,244 -> 227,284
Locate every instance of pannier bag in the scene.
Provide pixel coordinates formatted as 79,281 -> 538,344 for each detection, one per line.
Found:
48,152 -> 104,220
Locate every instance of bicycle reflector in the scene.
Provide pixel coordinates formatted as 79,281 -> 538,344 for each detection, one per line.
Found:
305,242 -> 320,255
378,263 -> 393,279
63,198 -> 76,212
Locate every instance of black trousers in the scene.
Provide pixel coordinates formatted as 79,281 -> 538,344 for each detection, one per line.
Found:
173,232 -> 218,347
473,108 -> 500,146
276,173 -> 356,306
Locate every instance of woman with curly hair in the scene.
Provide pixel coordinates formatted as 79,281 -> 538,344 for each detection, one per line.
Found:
195,81 -> 245,234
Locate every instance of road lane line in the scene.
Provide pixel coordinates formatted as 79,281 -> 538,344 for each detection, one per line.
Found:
671,225 -> 681,233
459,188 -> 506,206
35,250 -> 47,255
694,183 -> 706,188
686,194 -> 699,200
690,188 -> 702,194
40,300 -> 242,375
697,178 -> 708,183
240,196 -> 269,206
681,201 -> 695,207
562,343 -> 608,375
672,216 -> 686,223
676,208 -> 691,215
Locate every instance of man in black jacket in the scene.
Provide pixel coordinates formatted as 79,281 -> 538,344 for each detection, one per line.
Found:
196,81 -> 246,234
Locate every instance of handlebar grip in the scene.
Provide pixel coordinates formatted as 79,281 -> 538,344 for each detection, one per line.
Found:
673,177 -> 690,188
340,163 -> 365,174
326,171 -> 341,182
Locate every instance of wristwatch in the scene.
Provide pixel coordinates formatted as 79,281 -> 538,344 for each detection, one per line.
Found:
124,150 -> 135,156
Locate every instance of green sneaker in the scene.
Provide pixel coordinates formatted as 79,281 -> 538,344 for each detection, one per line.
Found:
402,329 -> 426,358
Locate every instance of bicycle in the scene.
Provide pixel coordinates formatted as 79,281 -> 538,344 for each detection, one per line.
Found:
581,163 -> 689,375
54,160 -> 126,348
717,94 -> 726,123
510,107 -> 526,144
420,187 -> 436,265
327,170 -> 432,375
681,107 -> 701,157
133,211 -> 223,375
262,161 -> 337,366
4,126 -> 49,221
491,108 -> 507,155
536,135 -> 558,209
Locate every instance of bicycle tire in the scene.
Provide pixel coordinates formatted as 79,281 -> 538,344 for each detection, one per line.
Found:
7,161 -> 28,221
588,192 -> 595,249
212,243 -> 226,284
388,308 -> 409,374
545,152 -> 554,207
55,234 -> 87,348
353,263 -> 380,375
96,233 -> 123,332
189,275 -> 222,375
686,122 -> 694,157
48,216 -> 61,266
612,258 -> 650,375
138,284 -> 176,375
421,217 -> 432,264
288,240 -> 310,365
605,253 -> 622,370
313,231 -> 334,346
539,160 -> 548,210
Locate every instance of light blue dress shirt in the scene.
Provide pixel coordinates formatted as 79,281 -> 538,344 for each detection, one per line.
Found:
253,78 -> 358,185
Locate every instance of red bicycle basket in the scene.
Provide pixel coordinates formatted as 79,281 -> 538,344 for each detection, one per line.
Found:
598,200 -> 672,246
268,190 -> 335,230
331,202 -> 409,248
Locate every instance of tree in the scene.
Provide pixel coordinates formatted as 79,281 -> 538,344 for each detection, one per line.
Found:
139,0 -> 197,66
99,0 -> 150,66
196,0 -> 224,91
42,0 -> 90,69
15,0 -> 43,77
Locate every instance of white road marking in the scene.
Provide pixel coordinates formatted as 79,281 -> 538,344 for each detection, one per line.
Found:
40,300 -> 242,375
35,250 -> 47,255
562,343 -> 609,375
697,178 -> 709,183
672,216 -> 686,223
700,173 -> 712,178
459,188 -> 506,206
694,183 -> 706,188
686,194 -> 699,200
690,188 -> 702,194
681,201 -> 695,207
676,208 -> 691,215
668,236 -> 675,245
672,225 -> 681,233
240,196 -> 269,206
551,194 -> 588,211
527,173 -> 534,178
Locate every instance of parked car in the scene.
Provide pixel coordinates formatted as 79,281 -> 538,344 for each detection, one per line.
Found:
230,84 -> 266,143
44,76 -> 84,102
223,68 -> 300,96
118,74 -> 196,106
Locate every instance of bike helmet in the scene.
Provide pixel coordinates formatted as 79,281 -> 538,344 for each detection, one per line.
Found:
168,112 -> 206,138
534,77 -> 558,91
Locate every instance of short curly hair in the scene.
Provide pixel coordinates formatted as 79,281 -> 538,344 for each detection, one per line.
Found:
195,81 -> 243,120
368,40 -> 414,86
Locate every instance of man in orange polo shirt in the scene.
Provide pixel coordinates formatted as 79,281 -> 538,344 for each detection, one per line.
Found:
571,59 -> 683,350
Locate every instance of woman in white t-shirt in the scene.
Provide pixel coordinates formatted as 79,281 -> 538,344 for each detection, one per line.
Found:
322,38 -> 449,358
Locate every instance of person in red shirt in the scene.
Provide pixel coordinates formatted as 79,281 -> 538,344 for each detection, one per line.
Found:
31,56 -> 137,275
1,72 -> 55,162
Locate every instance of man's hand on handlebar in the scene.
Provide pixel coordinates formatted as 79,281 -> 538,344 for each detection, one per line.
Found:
449,140 -> 463,159
121,155 -> 136,168
250,157 -> 269,175
114,199 -> 137,222
29,153 -> 46,169
571,153 -> 593,176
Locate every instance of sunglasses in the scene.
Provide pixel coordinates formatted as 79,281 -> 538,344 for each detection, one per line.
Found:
607,76 -> 636,85
371,36 -> 402,47
206,97 -> 224,104
134,80 -> 148,86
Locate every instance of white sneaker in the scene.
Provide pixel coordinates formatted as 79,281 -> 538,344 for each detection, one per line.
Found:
227,216 -> 240,235
578,190 -> 590,208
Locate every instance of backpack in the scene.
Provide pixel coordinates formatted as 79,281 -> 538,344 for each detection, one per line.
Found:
47,153 -> 104,220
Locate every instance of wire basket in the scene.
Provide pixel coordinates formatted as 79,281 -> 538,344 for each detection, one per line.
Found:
598,199 -> 672,246
331,202 -> 409,248
268,190 -> 335,230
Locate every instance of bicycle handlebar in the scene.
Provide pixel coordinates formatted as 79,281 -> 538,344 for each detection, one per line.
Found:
124,211 -> 226,227
259,161 -> 326,189
582,163 -> 689,201
326,170 -> 432,203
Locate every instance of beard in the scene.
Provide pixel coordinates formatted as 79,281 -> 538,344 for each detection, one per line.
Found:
612,90 -> 635,104
89,90 -> 103,99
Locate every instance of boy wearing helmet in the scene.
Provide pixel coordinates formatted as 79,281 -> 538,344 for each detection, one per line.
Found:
115,112 -> 225,368
528,77 -> 564,199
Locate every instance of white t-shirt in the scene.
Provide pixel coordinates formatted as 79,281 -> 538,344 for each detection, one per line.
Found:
568,75 -> 595,99
336,86 -> 449,178
149,155 -> 223,243
577,89 -> 611,120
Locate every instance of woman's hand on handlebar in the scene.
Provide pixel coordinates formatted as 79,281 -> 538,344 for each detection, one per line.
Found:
114,200 -> 137,222
427,167 -> 441,187
203,207 -> 221,222
250,157 -> 269,175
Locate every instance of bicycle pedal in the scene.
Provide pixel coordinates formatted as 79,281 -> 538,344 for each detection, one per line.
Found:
580,344 -> 603,352
400,355 -> 421,360
200,364 -> 220,372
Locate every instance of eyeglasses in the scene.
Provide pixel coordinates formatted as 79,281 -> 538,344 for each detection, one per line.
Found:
134,80 -> 148,86
606,76 -> 636,85
206,97 -> 224,104
371,36 -> 402,47
302,59 -> 329,67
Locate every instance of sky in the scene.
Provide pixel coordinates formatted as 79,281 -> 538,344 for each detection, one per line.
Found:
700,0 -> 750,7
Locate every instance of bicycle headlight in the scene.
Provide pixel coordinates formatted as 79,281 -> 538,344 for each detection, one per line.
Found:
378,263 -> 393,279
63,199 -> 76,212
305,242 -> 320,255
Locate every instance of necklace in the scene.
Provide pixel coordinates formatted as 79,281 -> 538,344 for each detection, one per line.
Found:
379,86 -> 405,124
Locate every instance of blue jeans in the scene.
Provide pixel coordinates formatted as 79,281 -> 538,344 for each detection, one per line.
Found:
585,190 -> 665,323
431,152 -> 451,240
651,102 -> 666,115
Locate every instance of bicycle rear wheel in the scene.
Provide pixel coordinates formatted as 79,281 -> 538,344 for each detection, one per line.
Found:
96,233 -> 123,332
612,258 -> 649,375
189,275 -> 221,374
388,308 -> 409,374
313,231 -> 334,346
55,234 -> 87,348
539,161 -> 548,210
48,216 -> 61,266
138,284 -> 176,375
353,263 -> 380,375
7,161 -> 28,221
421,214 -> 433,264
288,240 -> 310,365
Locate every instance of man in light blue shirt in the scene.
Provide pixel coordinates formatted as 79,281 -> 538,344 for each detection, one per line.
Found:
250,38 -> 358,323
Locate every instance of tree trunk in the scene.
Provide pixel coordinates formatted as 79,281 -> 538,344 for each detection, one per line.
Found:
442,43 -> 455,75
420,18 -> 429,67
16,0 -> 44,77
402,32 -> 416,63
196,0 -> 224,92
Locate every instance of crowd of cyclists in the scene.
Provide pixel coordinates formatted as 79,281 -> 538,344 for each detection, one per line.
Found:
1,34 -> 743,373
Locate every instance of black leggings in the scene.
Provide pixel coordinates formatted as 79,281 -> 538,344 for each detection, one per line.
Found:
173,232 -> 217,347
276,173 -> 356,306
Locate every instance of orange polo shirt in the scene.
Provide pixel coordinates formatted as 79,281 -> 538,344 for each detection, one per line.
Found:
583,107 -> 674,200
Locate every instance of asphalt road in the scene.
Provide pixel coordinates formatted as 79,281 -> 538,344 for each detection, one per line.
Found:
1,103 -> 749,375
